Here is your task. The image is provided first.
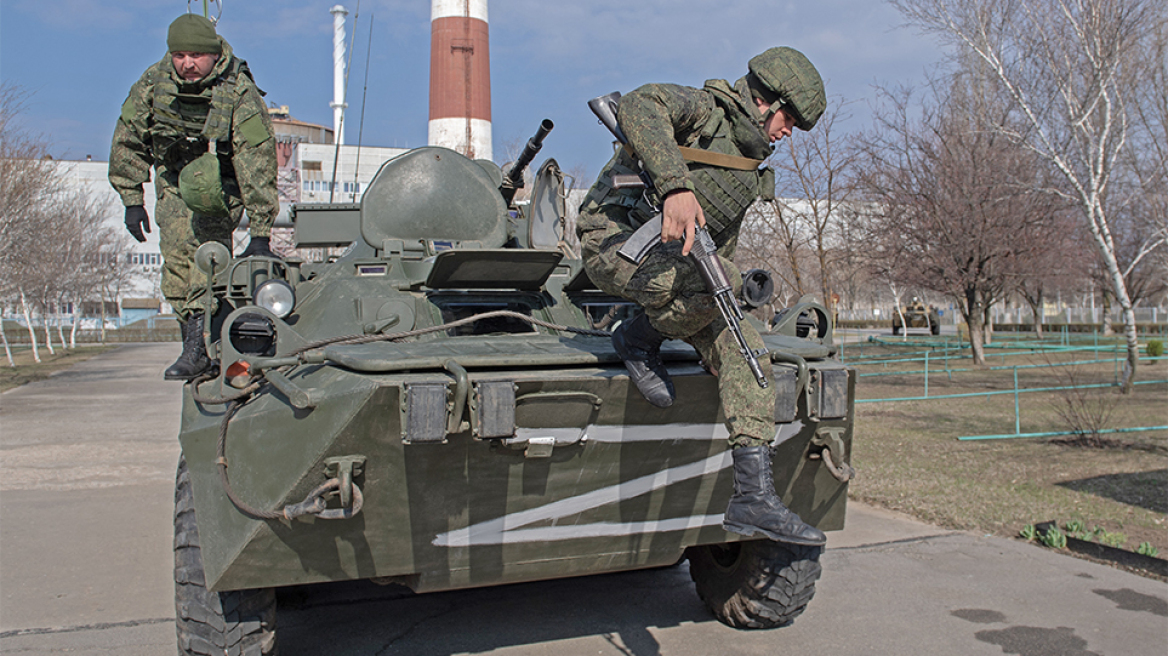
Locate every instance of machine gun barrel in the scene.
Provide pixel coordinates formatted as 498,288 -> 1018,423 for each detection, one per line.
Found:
500,119 -> 554,205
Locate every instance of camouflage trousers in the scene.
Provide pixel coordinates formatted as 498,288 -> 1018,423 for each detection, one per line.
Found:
156,177 -> 241,321
580,219 -> 775,448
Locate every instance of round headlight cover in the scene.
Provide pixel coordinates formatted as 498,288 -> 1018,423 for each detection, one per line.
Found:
253,279 -> 295,318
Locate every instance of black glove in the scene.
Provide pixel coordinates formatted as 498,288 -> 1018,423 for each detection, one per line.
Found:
124,205 -> 150,243
239,236 -> 278,259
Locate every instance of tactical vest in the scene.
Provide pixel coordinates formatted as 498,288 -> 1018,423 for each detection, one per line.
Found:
147,56 -> 251,166
683,104 -> 775,245
580,90 -> 774,249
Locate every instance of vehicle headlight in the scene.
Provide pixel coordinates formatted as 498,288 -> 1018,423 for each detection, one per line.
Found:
228,314 -> 277,356
253,279 -> 295,318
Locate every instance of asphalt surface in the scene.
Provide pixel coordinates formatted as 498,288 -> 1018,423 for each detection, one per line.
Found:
1,343 -> 1165,655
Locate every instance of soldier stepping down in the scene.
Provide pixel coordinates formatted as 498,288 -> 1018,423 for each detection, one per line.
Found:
577,46 -> 828,545
109,13 -> 280,380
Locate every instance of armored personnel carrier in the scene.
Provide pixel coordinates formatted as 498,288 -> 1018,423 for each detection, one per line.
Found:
892,298 -> 941,335
174,125 -> 856,654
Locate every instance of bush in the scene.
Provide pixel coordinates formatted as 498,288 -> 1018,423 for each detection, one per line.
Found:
1147,340 -> 1164,358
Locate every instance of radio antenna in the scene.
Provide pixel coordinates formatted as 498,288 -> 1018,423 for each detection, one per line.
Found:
352,14 -> 373,202
189,0 -> 223,23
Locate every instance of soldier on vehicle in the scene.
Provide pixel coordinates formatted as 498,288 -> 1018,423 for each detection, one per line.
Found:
109,13 -> 278,380
576,47 -> 828,546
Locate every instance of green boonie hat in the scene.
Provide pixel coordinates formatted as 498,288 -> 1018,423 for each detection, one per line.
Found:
168,14 -> 222,54
179,151 -> 230,217
748,47 -> 826,131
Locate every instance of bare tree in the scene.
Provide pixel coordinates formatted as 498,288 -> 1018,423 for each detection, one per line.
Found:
854,78 -> 1062,363
890,0 -> 1163,388
53,190 -> 130,346
1,85 -> 136,356
738,100 -> 859,310
0,85 -> 61,363
771,99 -> 857,307
738,199 -> 810,302
1121,17 -> 1168,310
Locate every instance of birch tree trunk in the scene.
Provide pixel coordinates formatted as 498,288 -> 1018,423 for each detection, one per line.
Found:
99,287 -> 108,342
70,302 -> 78,349
42,320 -> 54,356
1,314 -> 14,367
19,289 -> 40,363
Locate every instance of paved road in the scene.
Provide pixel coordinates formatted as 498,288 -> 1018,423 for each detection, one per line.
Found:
1,344 -> 1165,655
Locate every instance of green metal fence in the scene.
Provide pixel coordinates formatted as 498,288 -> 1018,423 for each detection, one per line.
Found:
842,332 -> 1167,441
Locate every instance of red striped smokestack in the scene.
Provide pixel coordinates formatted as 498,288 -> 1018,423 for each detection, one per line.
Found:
428,0 -> 491,160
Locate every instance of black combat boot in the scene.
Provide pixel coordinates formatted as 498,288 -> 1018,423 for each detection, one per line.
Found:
723,445 -> 827,546
164,313 -> 217,381
612,313 -> 675,408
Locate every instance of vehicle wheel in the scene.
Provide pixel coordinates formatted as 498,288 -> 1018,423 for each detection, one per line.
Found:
686,539 -> 822,629
175,457 -> 278,655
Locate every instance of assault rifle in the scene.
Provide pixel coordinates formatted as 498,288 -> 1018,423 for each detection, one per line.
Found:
587,92 -> 769,389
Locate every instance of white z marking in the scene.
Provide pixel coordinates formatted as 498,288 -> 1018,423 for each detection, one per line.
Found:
431,421 -> 804,547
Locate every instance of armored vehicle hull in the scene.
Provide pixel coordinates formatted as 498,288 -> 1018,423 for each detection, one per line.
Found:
174,144 -> 855,654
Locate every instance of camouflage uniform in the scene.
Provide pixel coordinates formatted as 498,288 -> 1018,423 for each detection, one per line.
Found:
109,38 -> 277,320
577,79 -> 778,447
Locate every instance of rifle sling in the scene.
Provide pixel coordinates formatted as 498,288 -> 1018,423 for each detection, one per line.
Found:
622,144 -> 763,171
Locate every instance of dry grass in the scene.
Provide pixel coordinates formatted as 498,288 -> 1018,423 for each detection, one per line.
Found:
0,344 -> 117,393
841,334 -> 1167,556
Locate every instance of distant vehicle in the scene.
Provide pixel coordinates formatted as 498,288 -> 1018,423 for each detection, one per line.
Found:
892,298 -> 941,335
172,126 -> 856,654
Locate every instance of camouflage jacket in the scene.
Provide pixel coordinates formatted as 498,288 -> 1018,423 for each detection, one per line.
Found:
579,79 -> 775,245
109,39 -> 278,237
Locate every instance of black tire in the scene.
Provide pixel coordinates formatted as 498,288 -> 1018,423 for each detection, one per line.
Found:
175,457 -> 278,655
686,539 -> 822,629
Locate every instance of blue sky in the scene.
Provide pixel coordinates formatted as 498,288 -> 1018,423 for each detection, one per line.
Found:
1,0 -> 945,181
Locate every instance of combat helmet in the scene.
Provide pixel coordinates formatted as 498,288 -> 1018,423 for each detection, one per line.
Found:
748,47 -> 825,131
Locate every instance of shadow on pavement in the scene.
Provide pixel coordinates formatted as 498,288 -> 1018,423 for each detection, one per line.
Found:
277,563 -> 713,656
